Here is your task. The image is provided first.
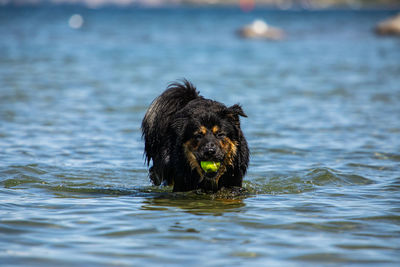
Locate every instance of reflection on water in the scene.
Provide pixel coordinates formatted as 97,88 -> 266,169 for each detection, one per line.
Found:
142,190 -> 247,215
1,6 -> 400,266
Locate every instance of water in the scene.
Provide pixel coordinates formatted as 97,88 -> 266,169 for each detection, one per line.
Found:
1,6 -> 400,266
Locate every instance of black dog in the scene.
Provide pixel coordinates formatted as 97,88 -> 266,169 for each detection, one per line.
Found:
142,80 -> 249,192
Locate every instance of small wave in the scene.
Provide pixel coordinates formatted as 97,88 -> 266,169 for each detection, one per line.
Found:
0,163 -> 51,189
2,176 -> 46,189
243,167 -> 374,195
373,152 -> 400,162
243,177 -> 314,195
304,168 -> 374,186
346,163 -> 395,171
382,177 -> 400,191
41,185 -> 137,197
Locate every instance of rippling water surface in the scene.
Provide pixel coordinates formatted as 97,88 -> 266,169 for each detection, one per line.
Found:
1,6 -> 400,266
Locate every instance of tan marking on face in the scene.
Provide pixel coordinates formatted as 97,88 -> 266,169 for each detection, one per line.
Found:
220,137 -> 237,166
199,126 -> 207,135
212,125 -> 219,134
183,140 -> 203,177
213,137 -> 238,184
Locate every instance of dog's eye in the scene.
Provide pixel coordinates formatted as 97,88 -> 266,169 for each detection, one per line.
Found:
216,132 -> 226,139
194,133 -> 203,140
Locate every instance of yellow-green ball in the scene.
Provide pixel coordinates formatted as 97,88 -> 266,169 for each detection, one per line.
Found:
200,161 -> 221,173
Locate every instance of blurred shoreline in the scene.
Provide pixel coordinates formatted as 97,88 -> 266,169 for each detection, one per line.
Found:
1,0 -> 400,9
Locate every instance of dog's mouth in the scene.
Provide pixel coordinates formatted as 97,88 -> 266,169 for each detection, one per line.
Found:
200,161 -> 221,174
197,161 -> 223,192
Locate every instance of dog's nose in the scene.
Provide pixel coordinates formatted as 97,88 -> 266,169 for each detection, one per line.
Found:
204,142 -> 216,156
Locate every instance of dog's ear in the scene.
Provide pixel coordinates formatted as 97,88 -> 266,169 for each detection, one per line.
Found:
224,104 -> 247,126
228,104 -> 247,118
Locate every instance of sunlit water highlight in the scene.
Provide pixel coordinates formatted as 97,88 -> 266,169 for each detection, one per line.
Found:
1,6 -> 400,266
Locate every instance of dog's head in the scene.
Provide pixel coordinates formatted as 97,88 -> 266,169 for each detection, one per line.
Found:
177,101 -> 247,191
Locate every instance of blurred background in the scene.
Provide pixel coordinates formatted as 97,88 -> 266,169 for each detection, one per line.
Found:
1,0 -> 400,8
1,0 -> 400,266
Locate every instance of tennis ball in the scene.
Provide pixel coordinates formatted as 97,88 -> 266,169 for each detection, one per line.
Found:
200,161 -> 221,173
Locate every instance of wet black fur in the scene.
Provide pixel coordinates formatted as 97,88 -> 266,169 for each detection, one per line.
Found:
142,80 -> 249,192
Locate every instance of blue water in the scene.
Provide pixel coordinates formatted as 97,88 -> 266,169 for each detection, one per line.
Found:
1,6 -> 400,266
